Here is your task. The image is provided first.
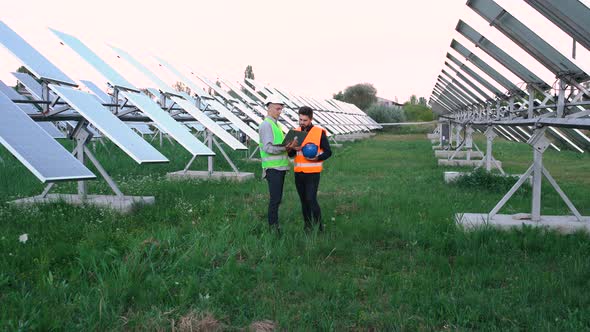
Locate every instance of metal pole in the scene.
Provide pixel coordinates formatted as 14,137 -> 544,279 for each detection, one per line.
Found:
207,130 -> 214,175
527,85 -> 535,119
84,146 -> 124,197
485,127 -> 493,172
556,79 -> 567,117
531,144 -> 543,221
112,88 -> 119,115
465,125 -> 473,161
212,137 -> 240,174
76,135 -> 87,200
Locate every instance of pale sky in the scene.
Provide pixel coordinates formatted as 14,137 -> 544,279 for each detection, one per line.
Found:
1,0 -> 589,103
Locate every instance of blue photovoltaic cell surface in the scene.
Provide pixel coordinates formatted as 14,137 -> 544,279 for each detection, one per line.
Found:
0,80 -> 65,138
0,21 -> 77,86
50,85 -> 168,164
50,29 -> 138,91
121,91 -> 215,156
0,91 -> 95,182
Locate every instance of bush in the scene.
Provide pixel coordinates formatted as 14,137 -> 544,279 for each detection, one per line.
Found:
454,168 -> 530,194
365,104 -> 406,124
403,104 -> 434,122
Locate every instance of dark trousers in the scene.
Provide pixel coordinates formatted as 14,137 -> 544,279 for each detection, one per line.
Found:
265,169 -> 286,226
294,172 -> 322,229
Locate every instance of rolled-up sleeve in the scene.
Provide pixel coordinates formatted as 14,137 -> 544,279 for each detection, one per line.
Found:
259,121 -> 286,155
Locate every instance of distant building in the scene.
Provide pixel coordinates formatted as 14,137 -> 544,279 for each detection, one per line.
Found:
376,96 -> 403,108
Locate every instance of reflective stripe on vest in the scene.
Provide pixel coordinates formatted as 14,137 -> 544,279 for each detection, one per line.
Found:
259,118 -> 289,169
294,126 -> 325,173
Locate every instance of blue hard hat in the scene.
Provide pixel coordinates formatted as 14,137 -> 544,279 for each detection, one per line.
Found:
302,143 -> 318,159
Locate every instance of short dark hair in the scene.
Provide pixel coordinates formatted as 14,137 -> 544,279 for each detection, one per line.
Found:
299,106 -> 313,119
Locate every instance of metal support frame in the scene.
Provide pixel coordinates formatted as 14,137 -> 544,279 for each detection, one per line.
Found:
40,123 -> 125,199
448,123 -> 476,161
488,128 -> 582,222
182,129 -> 241,176
248,145 -> 260,160
477,126 -> 505,174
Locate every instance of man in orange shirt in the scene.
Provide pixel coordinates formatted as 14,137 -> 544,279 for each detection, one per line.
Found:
288,106 -> 332,232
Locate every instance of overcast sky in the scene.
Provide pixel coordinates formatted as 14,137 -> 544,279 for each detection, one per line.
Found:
1,0 -> 589,103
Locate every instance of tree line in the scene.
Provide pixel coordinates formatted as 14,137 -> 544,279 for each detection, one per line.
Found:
333,83 -> 433,123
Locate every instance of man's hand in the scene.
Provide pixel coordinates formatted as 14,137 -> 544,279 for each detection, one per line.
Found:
305,152 -> 320,161
285,137 -> 299,151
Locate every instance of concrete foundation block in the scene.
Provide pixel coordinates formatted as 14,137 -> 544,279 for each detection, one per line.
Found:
10,194 -> 154,213
456,213 -> 590,234
435,150 -> 484,159
167,170 -> 254,182
438,159 -> 502,168
443,171 -> 531,184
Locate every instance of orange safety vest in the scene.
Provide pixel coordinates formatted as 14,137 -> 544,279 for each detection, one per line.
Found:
294,126 -> 325,173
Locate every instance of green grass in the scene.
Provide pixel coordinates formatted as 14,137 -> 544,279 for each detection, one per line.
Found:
1,132 -> 589,330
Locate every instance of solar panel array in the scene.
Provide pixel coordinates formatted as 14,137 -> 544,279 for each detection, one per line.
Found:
0,19 -> 377,210
428,0 -> 590,227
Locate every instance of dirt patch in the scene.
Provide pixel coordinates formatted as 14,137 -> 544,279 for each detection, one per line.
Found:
176,311 -> 221,332
249,320 -> 277,331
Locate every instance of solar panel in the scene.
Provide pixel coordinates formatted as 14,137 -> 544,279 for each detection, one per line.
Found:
217,79 -> 289,132
205,97 -> 260,142
239,81 -> 265,103
187,122 -> 206,132
450,40 -> 521,93
438,85 -> 469,107
12,71 -> 49,101
441,69 -> 485,103
80,80 -> 111,103
278,89 -> 304,108
112,52 -> 250,148
445,61 -> 494,101
128,123 -> 154,135
245,79 -> 273,98
0,91 -> 95,182
154,57 -> 211,97
524,0 -> 590,52
170,95 -> 247,150
314,111 -> 343,134
330,113 -> 354,133
0,80 -> 65,138
218,78 -> 260,107
467,0 -> 589,82
149,58 -> 259,143
327,111 -> 353,133
438,76 -> 475,105
49,29 -> 138,91
11,72 -> 77,116
232,102 -> 264,125
269,87 -> 298,109
50,85 -> 168,164
109,46 -> 181,97
120,91 -> 214,156
0,21 -> 77,86
194,74 -> 236,102
456,20 -> 550,90
446,53 -> 505,97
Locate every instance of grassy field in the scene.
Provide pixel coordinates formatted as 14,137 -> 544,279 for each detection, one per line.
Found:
1,131 -> 589,331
